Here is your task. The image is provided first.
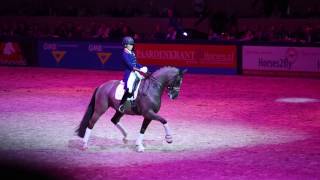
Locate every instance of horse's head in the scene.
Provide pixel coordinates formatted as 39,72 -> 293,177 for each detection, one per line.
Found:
167,69 -> 187,99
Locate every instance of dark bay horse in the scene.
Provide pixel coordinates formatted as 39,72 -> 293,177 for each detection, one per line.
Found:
76,66 -> 187,152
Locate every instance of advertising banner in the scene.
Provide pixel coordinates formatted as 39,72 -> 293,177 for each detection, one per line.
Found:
135,43 -> 237,68
0,41 -> 27,65
38,41 -> 238,74
38,40 -> 124,70
243,46 -> 320,76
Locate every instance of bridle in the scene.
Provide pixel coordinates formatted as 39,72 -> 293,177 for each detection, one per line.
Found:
141,73 -> 181,96
167,78 -> 181,92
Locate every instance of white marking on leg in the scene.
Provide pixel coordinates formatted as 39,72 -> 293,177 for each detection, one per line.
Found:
164,123 -> 173,143
83,127 -> 92,148
116,122 -> 128,144
135,133 -> 145,152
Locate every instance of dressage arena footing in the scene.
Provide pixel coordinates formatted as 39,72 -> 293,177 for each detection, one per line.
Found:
0,66 -> 319,179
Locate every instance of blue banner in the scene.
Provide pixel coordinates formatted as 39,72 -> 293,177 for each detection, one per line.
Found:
38,40 -> 125,70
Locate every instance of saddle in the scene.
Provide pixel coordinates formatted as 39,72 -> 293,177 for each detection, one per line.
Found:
115,79 -> 141,101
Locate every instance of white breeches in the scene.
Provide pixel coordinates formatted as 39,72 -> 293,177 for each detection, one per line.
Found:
127,72 -> 138,94
127,66 -> 148,93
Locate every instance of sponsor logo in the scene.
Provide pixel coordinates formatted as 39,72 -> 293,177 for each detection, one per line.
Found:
200,51 -> 234,64
137,49 -> 194,61
51,51 -> 66,64
258,57 -> 294,70
0,42 -> 26,65
97,52 -> 112,64
3,42 -> 15,55
137,49 -> 234,64
286,48 -> 298,64
258,48 -> 298,70
88,44 -> 103,52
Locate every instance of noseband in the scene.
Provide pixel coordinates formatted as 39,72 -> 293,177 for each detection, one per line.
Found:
167,76 -> 181,93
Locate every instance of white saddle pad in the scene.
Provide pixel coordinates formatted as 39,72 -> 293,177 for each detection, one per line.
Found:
115,81 -> 141,100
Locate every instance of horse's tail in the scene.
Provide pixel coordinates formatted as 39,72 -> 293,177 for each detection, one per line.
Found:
76,87 -> 98,138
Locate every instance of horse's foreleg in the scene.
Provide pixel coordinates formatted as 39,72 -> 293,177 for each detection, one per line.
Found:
163,124 -> 173,143
144,111 -> 173,144
116,123 -> 128,144
110,111 -> 127,143
83,128 -> 92,148
136,118 -> 152,152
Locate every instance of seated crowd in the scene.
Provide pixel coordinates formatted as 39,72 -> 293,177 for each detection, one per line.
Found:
0,20 -> 319,43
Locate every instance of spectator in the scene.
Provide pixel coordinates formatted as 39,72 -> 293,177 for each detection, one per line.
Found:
166,26 -> 177,40
240,30 -> 254,41
152,24 -> 165,40
94,23 -> 110,39
192,0 -> 207,18
208,28 -> 220,41
302,25 -> 313,43
121,25 -> 134,37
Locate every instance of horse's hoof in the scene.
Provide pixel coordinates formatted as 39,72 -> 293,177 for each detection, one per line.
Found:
136,145 -> 145,152
82,144 -> 88,150
165,135 -> 173,144
122,137 -> 129,144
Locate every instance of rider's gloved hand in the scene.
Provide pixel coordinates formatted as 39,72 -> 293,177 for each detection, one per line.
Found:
140,66 -> 148,73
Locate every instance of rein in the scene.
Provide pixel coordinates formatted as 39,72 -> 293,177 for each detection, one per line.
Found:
140,68 -> 181,97
148,75 -> 162,86
141,74 -> 180,96
141,75 -> 162,96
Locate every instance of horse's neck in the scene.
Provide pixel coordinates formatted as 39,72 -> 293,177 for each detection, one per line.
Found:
153,74 -> 170,89
140,73 -> 169,97
144,68 -> 176,95
155,68 -> 175,83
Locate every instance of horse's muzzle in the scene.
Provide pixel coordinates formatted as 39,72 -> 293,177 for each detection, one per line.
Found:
168,90 -> 179,99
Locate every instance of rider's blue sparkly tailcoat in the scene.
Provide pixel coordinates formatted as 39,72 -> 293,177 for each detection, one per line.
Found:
121,49 -> 142,90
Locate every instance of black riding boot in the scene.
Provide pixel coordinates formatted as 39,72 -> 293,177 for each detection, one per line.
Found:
119,91 -> 132,113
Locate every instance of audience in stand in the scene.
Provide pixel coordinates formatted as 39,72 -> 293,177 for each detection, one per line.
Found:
1,20 -> 319,43
1,1 -> 319,43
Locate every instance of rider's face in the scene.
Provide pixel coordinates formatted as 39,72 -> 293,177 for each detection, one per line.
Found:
126,44 -> 134,51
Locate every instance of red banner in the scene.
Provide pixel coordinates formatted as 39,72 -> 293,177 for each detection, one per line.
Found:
135,43 -> 237,68
0,42 -> 26,65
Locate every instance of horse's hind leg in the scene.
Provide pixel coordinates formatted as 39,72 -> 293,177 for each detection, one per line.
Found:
82,86 -> 111,148
110,111 -> 127,143
83,111 -> 104,148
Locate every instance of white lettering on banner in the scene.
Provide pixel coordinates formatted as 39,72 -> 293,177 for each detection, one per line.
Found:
137,49 -> 233,64
43,43 -> 78,50
258,57 -> 295,70
137,50 -> 194,61
43,43 -> 57,50
88,44 -> 103,52
203,53 -> 234,64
